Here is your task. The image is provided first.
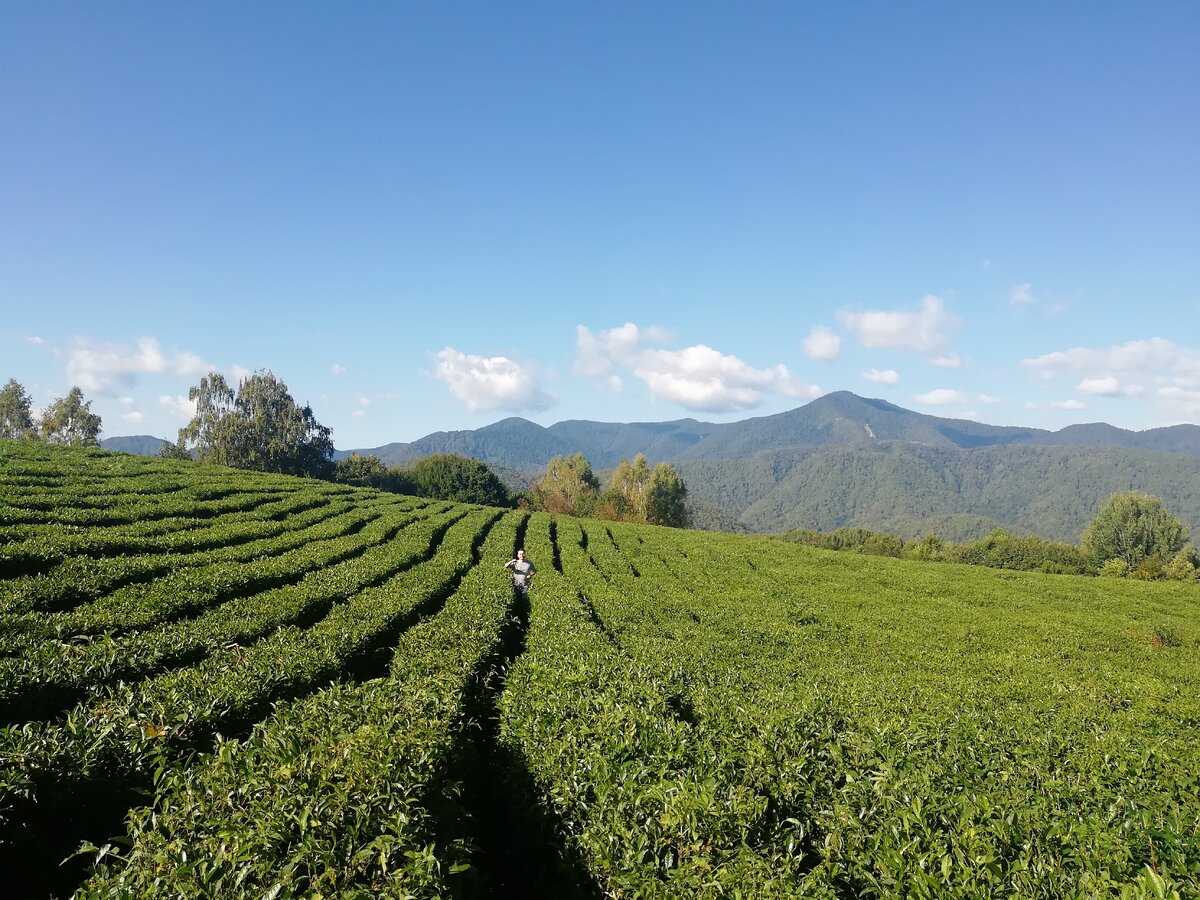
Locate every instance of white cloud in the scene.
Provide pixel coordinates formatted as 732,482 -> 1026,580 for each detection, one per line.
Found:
230,365 -> 253,383
1022,338 -> 1186,380
930,354 -> 963,369
861,368 -> 899,385
25,335 -> 45,345
837,295 -> 955,354
66,337 -> 216,393
119,396 -> 135,407
1077,376 -> 1124,397
575,323 -> 820,413
803,326 -> 841,360
1011,283 -> 1036,305
1026,399 -> 1087,411
913,388 -> 967,406
977,394 -> 1003,404
434,347 -> 554,413
574,323 -> 670,377
331,364 -> 347,376
961,410 -> 981,420
351,409 -> 367,418
159,394 -> 197,420
120,410 -> 147,423
1022,338 -> 1200,418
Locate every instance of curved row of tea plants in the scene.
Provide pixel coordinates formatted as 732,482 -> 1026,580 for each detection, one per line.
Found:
497,516 -> 1200,897
0,443 -> 516,896
1,440 -> 1197,897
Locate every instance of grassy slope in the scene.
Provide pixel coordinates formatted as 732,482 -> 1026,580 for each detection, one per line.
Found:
2,441 -> 1198,896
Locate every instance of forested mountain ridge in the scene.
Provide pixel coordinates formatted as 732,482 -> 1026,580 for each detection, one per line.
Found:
343,391 -> 1200,466
336,392 -> 1200,540
107,392 -> 1200,541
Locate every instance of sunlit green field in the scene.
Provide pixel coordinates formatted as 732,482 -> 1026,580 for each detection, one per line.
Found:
2,441 -> 1197,898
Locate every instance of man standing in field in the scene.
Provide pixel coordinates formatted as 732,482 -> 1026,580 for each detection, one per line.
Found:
504,548 -> 536,596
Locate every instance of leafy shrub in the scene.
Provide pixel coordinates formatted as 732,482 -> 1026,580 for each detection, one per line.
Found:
1099,558 -> 1130,578
905,534 -> 946,561
951,529 -> 1089,574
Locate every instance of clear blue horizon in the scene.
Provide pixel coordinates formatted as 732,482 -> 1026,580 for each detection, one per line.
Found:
3,2 -> 1197,447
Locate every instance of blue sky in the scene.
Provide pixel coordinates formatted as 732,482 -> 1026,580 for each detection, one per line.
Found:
2,2 -> 1197,448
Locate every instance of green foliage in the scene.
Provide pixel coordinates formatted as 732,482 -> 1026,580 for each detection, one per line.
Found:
1082,492 -> 1189,569
0,378 -> 35,439
403,453 -> 509,506
607,454 -> 652,518
177,370 -> 334,479
1099,558 -> 1131,578
677,443 -> 1200,543
905,533 -> 946,561
644,462 -> 689,527
597,454 -> 689,527
333,453 -> 416,495
4,442 -> 1200,898
950,528 -> 1090,574
1166,547 -> 1198,582
157,440 -> 192,460
38,386 -> 102,446
529,452 -> 599,516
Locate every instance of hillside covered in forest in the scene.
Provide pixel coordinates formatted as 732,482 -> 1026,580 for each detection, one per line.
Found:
337,393 -> 1200,542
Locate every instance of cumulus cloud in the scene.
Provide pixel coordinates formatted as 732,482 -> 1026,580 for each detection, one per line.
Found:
331,364 -> 347,376
861,368 -> 899,385
1077,376 -> 1126,397
1025,399 -> 1087,411
913,388 -> 967,406
351,409 -> 366,418
1022,338 -> 1187,381
837,295 -> 955,354
434,347 -> 554,413
25,336 -> 45,345
67,337 -> 216,393
573,323 -> 669,377
930,354 -> 963,369
977,394 -> 1003,404
120,410 -> 147,423
1011,283 -> 1036,305
574,323 -> 821,413
803,326 -> 841,360
159,394 -> 197,420
1022,338 -> 1200,417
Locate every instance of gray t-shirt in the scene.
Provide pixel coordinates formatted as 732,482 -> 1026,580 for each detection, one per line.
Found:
505,558 -> 536,585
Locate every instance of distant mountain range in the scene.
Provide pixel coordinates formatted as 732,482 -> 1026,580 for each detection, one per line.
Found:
100,435 -> 168,456
338,392 -> 1200,467
103,393 -> 1200,542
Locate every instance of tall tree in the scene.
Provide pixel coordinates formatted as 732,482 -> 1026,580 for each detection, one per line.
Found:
1081,492 -> 1188,569
39,386 -> 102,446
531,453 -> 600,516
178,373 -> 237,467
607,453 -> 652,519
404,453 -> 509,506
177,370 -> 334,478
0,378 -> 35,439
644,462 -> 689,527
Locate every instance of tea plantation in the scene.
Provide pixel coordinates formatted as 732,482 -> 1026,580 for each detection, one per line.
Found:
1,442 -> 1197,898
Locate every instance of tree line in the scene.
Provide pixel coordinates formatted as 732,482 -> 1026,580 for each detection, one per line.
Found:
2,372 -> 689,529
777,491 -> 1198,580
0,379 -> 103,446
8,370 -> 1193,563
